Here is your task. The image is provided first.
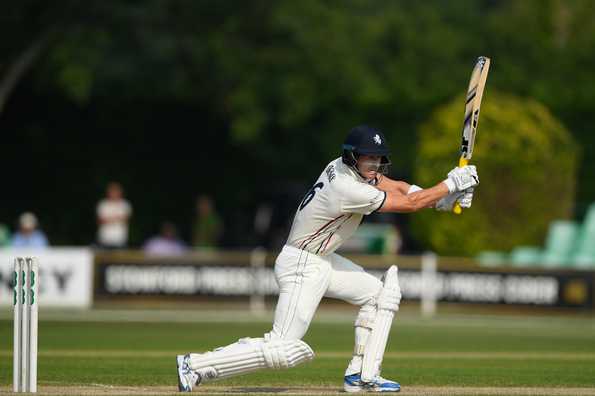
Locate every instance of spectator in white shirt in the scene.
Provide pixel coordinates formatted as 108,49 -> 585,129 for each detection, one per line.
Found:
96,182 -> 132,249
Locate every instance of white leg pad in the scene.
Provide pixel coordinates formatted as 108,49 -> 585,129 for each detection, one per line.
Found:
345,304 -> 376,376
188,335 -> 314,382
353,305 -> 376,356
361,265 -> 401,383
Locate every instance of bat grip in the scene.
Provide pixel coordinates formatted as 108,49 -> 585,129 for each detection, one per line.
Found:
452,157 -> 469,214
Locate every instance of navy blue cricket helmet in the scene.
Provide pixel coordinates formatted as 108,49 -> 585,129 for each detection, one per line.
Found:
342,125 -> 391,174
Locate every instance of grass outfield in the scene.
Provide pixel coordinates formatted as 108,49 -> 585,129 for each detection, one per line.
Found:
0,310 -> 594,395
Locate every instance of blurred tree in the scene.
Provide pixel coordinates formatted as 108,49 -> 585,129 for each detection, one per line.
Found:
2,0 -> 595,248
215,0 -> 479,175
0,1 -> 129,113
411,92 -> 579,256
482,0 -> 595,211
0,1 -> 58,114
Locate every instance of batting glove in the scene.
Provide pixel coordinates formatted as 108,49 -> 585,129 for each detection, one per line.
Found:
435,191 -> 464,211
444,165 -> 479,193
458,187 -> 475,209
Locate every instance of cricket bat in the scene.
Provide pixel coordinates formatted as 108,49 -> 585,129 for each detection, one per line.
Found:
453,56 -> 490,214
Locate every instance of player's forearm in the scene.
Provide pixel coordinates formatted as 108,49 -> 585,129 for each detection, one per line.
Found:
407,182 -> 450,209
379,182 -> 449,213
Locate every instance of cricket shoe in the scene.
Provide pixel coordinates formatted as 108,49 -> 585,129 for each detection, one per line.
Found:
344,373 -> 401,393
176,354 -> 199,392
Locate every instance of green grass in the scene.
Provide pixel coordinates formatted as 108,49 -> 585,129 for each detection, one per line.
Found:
1,311 -> 594,392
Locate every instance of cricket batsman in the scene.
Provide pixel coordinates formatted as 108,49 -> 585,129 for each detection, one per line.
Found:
177,125 -> 478,392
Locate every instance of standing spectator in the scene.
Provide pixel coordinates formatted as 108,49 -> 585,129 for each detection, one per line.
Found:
143,222 -> 188,256
11,212 -> 48,248
96,182 -> 132,249
192,195 -> 223,250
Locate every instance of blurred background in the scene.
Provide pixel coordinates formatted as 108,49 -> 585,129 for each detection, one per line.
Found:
1,1 -> 594,313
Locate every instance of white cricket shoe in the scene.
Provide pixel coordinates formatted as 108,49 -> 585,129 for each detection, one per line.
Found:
176,354 -> 198,392
344,373 -> 401,393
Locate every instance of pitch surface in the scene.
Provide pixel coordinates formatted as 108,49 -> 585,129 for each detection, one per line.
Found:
0,310 -> 594,395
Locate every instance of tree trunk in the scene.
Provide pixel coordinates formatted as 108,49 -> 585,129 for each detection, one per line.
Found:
0,34 -> 50,115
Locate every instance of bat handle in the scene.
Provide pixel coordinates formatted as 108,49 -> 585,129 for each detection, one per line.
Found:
452,157 -> 469,215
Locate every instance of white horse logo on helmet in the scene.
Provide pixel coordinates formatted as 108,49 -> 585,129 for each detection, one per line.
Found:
373,134 -> 382,145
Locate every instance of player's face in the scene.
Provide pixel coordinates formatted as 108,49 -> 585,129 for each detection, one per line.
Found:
357,155 -> 381,180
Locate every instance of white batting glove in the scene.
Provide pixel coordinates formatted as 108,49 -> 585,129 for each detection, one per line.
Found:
435,191 -> 464,211
443,165 -> 479,193
458,187 -> 475,209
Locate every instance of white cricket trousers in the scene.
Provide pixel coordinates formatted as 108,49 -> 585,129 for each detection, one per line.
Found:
270,244 -> 383,340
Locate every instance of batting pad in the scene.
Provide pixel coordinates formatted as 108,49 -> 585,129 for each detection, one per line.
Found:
188,336 -> 314,381
361,265 -> 400,382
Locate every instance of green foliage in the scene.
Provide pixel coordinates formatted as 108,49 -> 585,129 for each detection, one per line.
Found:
4,0 -> 595,245
411,92 -> 579,256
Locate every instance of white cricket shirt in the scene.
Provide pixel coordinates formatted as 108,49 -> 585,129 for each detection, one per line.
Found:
286,157 -> 386,256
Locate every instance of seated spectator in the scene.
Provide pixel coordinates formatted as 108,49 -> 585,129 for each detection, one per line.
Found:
0,223 -> 11,247
96,182 -> 132,249
143,222 -> 188,256
11,212 -> 48,248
